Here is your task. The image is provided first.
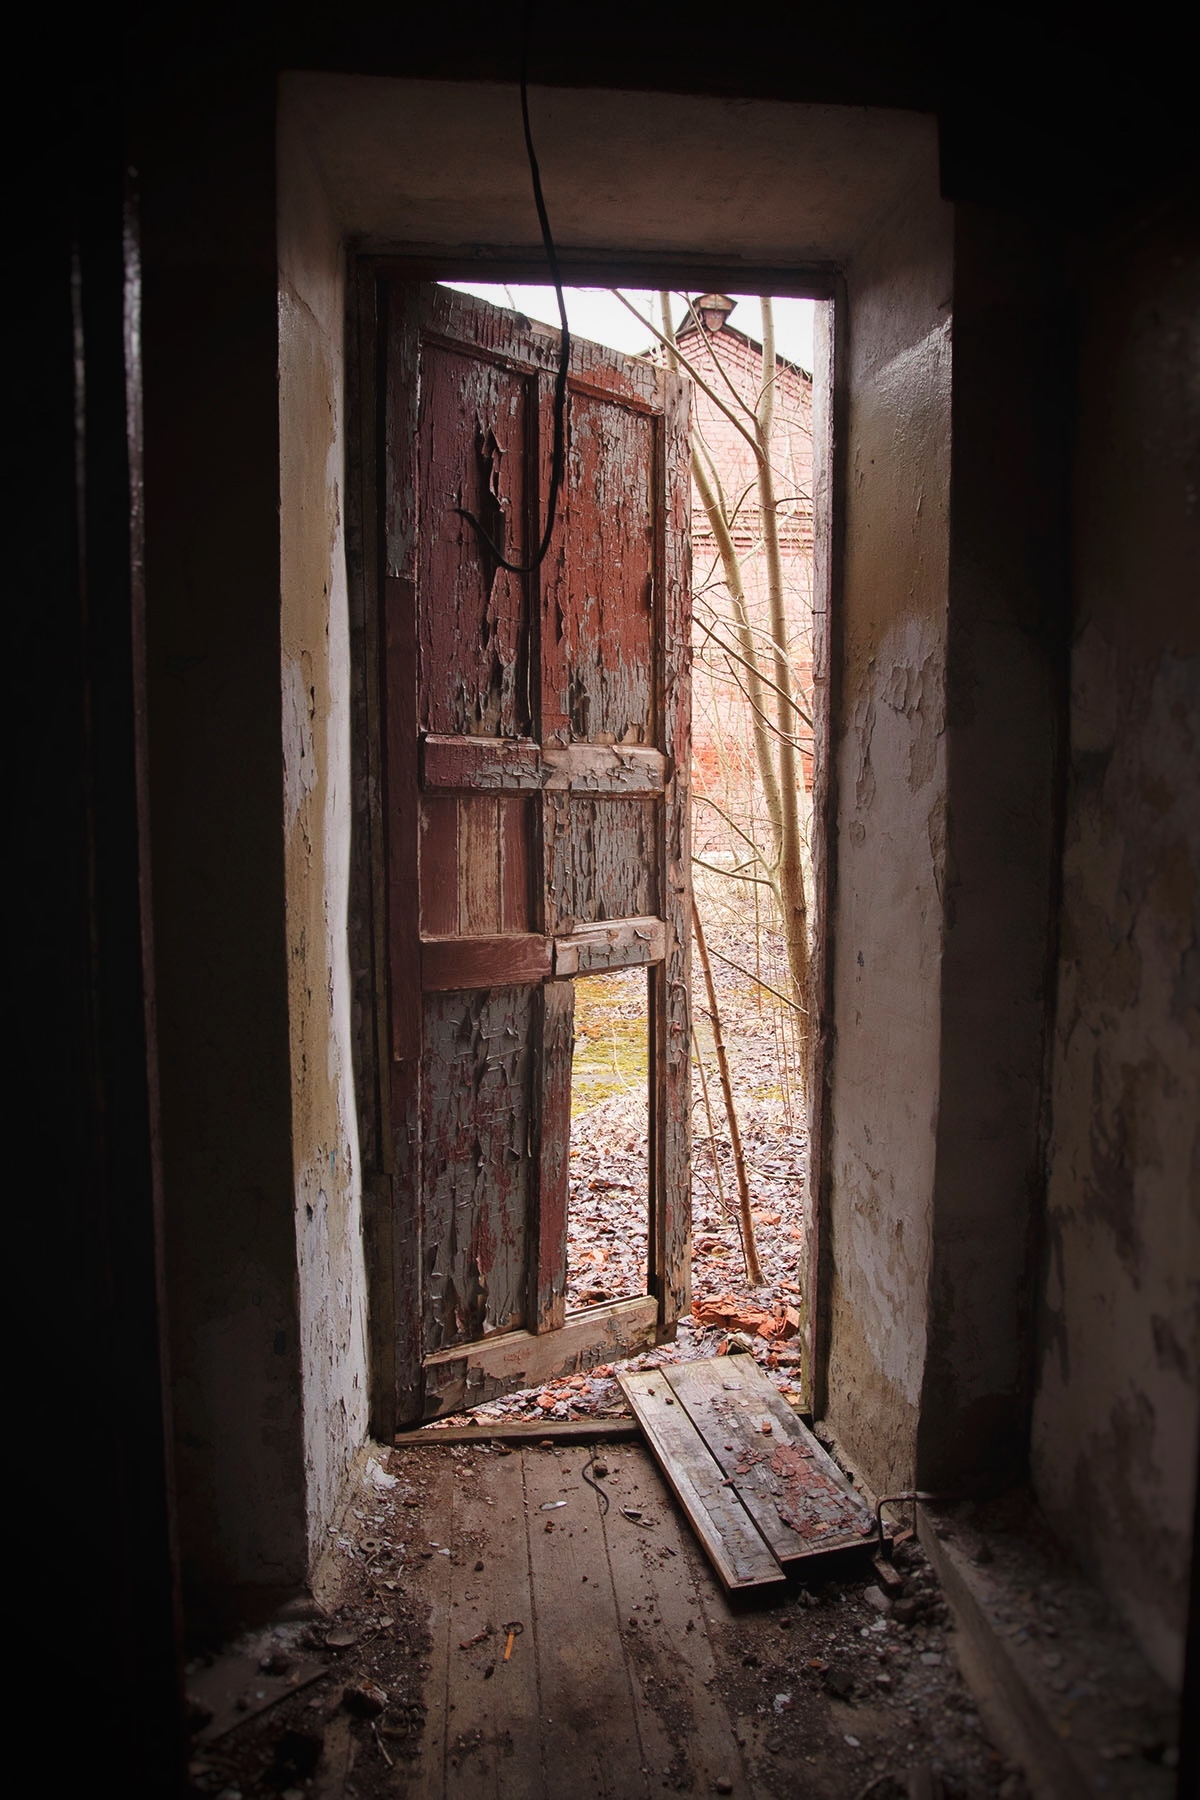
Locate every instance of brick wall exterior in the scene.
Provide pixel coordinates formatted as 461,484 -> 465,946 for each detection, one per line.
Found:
654,307 -> 815,857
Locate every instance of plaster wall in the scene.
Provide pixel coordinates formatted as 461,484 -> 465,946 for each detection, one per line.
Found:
1032,201 -> 1200,1690
823,176 -> 953,1491
283,75 -> 935,268
278,108 -> 372,1565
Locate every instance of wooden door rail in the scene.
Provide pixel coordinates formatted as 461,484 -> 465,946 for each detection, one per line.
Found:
421,917 -> 666,990
421,1295 -> 658,1417
422,735 -> 669,795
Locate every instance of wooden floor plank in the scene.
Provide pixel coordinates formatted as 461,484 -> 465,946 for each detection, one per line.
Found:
522,1446 -> 653,1799
664,1359 -> 815,1565
618,1369 -> 785,1592
441,1449 -> 544,1798
593,1442 -> 762,1797
398,1454 -> 456,1799
668,1356 -> 876,1562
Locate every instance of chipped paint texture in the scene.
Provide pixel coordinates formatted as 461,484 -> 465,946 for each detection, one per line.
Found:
278,111 -> 370,1567
417,347 -> 533,738
421,987 -> 537,1350
547,795 -> 658,932
1032,205 -> 1200,1690
825,169 -> 953,1493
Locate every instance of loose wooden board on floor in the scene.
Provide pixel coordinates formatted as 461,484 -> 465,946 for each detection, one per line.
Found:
618,1355 -> 876,1590
617,1369 -> 784,1592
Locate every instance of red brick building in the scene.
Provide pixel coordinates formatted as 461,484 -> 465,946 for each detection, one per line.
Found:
658,295 -> 815,856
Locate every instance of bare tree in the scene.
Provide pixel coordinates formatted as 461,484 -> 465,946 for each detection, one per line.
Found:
622,291 -> 814,1098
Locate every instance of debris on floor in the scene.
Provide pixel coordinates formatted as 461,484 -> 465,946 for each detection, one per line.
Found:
183,1442 -> 1036,1800
921,1492 -> 1180,1797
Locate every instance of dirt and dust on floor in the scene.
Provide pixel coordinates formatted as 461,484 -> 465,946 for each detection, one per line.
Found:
184,1441 -> 1037,1800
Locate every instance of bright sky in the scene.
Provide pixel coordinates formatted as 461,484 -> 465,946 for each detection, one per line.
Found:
442,284 -> 815,373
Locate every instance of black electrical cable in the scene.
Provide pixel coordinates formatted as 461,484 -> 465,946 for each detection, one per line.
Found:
581,1452 -> 610,1515
455,1 -> 571,574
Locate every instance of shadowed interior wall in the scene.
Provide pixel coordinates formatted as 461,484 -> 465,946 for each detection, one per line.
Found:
278,101 -> 371,1565
1032,197 -> 1200,1690
916,207 -> 1070,1493
140,70 -> 309,1614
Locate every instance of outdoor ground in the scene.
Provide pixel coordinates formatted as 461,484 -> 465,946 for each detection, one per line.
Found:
451,874 -> 812,1430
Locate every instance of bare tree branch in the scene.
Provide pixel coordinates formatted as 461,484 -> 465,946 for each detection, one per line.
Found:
692,854 -> 776,888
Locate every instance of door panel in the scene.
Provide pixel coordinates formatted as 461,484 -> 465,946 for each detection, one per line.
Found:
547,794 -> 659,928
557,393 -> 656,744
420,984 -> 538,1352
416,345 -> 534,738
382,281 -> 691,1423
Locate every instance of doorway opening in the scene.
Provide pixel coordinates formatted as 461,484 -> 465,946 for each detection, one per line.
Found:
394,280 -> 825,1432
567,965 -> 651,1312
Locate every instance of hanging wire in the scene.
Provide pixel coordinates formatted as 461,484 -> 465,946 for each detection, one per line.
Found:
455,0 -> 571,574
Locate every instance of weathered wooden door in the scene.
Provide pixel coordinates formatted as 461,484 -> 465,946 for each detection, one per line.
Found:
380,283 -> 691,1424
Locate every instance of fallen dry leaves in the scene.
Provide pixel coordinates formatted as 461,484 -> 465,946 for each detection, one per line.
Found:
435,902 -> 809,1429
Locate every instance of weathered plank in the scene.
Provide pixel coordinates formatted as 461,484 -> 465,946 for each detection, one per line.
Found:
556,392 -> 656,746
422,734 -> 542,790
541,744 -> 667,793
617,1369 -> 785,1592
399,1450 -> 456,1797
499,796 -> 533,932
440,1449 -> 542,1798
523,1449 -> 652,1798
420,933 -> 551,991
459,794 -> 502,933
652,363 -> 693,1332
421,736 -> 666,795
419,794 -> 459,935
420,987 -> 536,1354
596,1445 -> 758,1798
667,1356 -> 876,1561
394,1418 -> 638,1448
553,916 -> 665,977
423,1296 -> 657,1418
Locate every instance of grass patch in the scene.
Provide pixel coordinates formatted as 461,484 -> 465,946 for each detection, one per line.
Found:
571,969 -> 648,1114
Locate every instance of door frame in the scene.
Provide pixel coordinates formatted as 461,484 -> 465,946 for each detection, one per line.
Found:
347,252 -> 843,1441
